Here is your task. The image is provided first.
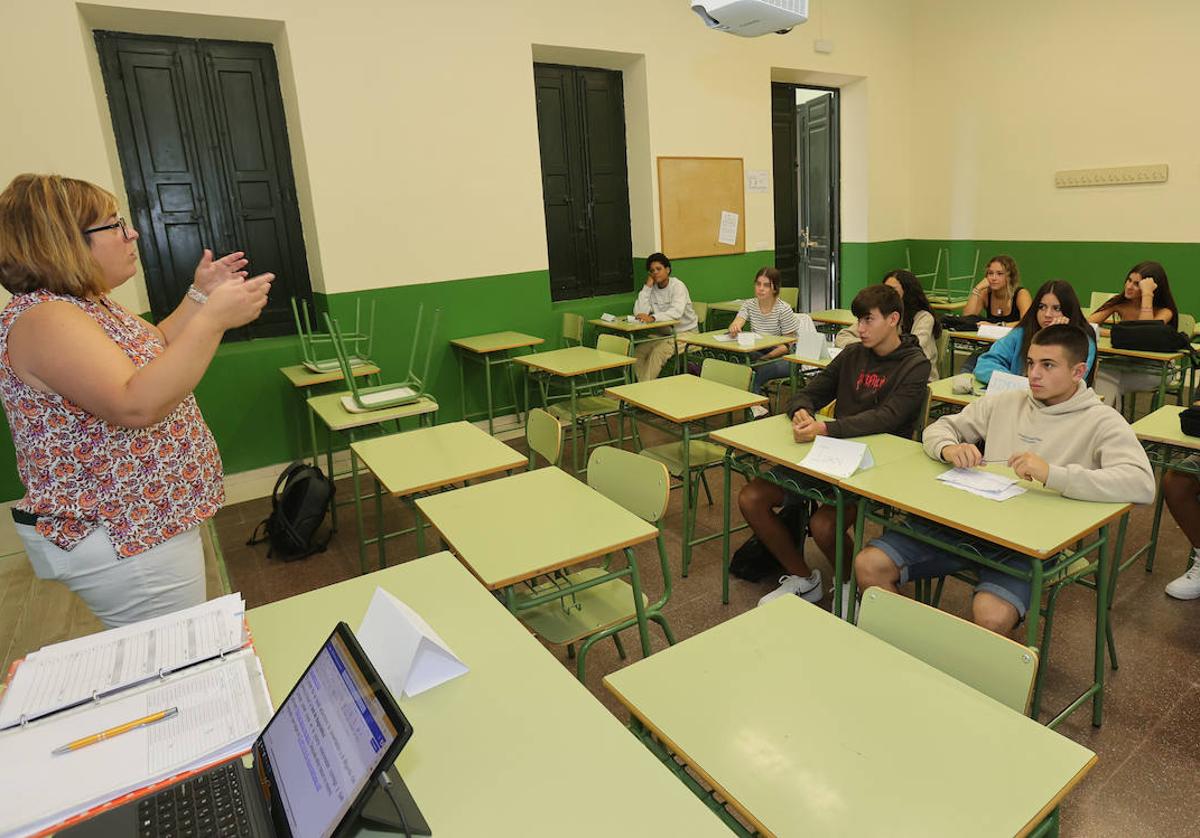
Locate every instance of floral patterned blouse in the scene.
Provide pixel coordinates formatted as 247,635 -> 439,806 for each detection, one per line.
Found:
0,291 -> 224,557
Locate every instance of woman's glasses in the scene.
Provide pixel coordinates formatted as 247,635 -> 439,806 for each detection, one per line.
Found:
82,217 -> 131,240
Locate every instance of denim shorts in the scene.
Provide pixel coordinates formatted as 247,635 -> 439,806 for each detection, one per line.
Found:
869,518 -> 1032,619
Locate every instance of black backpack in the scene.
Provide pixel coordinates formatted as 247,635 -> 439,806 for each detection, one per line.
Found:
247,462 -> 335,561
1110,320 -> 1191,353
729,501 -> 812,582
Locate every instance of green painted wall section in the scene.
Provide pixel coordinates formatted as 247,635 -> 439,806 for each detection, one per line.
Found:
840,239 -> 910,305
906,240 -> 1200,317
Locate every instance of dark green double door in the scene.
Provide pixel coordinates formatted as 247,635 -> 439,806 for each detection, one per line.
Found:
95,31 -> 309,337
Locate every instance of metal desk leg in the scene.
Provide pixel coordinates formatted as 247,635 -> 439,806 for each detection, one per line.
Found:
831,489 -> 846,620
484,353 -> 495,435
1093,523 -> 1112,727
681,423 -> 694,576
625,546 -> 652,658
1146,461 -> 1168,572
570,378 -> 580,474
722,451 -> 733,605
456,349 -> 468,432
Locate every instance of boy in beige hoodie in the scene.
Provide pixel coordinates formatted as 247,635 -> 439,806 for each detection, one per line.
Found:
855,324 -> 1155,635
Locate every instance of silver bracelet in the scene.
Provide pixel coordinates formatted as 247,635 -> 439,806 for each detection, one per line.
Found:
186,285 -> 208,305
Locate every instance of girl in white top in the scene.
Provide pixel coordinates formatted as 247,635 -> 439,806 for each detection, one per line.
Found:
728,267 -> 799,399
835,269 -> 942,381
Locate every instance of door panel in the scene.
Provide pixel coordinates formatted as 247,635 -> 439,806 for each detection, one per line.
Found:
770,83 -> 800,292
799,94 -> 834,312
534,65 -> 587,300
578,69 -> 633,297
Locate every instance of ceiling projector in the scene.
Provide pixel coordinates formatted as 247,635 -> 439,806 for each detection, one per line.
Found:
690,0 -> 810,37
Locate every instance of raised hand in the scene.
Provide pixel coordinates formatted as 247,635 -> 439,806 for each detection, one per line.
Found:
193,249 -> 249,294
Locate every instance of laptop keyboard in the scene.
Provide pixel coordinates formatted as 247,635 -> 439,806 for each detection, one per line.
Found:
137,762 -> 253,838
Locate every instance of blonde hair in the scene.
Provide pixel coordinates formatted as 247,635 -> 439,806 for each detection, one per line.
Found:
0,174 -> 117,297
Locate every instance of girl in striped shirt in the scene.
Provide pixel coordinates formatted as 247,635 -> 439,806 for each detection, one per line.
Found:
728,267 -> 799,406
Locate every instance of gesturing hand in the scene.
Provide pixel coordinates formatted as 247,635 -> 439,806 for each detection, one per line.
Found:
203,272 -> 275,331
941,442 -> 983,469
193,250 -> 249,295
1008,451 -> 1050,485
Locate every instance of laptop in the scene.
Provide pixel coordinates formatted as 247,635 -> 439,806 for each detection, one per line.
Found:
63,622 -> 420,838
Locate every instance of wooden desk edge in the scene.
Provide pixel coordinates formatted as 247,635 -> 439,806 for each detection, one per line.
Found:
417,521 -> 659,591
1134,430 -> 1200,450
366,455 -> 529,497
844,484 -> 1132,559
1016,752 -> 1098,838
449,335 -> 545,353
602,676 -> 773,837
513,355 -> 636,375
606,389 -> 767,422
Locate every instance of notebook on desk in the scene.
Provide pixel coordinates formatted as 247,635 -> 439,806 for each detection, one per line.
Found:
59,623 -> 424,838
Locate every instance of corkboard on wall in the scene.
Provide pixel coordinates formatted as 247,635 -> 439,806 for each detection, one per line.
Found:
657,157 -> 745,258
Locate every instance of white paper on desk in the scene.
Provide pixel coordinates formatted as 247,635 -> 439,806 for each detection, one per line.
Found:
798,436 -> 874,479
977,323 -> 1014,340
718,211 -> 739,245
736,332 -> 758,347
986,370 -> 1030,395
358,587 -> 468,698
626,315 -> 638,323
937,467 -> 1027,501
0,593 -> 247,729
600,312 -> 616,322
714,333 -> 737,343
794,330 -> 828,361
0,650 -> 270,838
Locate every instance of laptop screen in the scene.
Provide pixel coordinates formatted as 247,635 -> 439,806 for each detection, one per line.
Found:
259,631 -> 400,838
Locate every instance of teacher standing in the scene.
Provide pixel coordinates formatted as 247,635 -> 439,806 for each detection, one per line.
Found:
0,174 -> 272,627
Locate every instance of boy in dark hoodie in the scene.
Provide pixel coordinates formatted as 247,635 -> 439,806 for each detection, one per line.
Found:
743,284 -> 931,606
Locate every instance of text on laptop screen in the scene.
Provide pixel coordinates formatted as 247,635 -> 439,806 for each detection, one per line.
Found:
260,634 -> 398,838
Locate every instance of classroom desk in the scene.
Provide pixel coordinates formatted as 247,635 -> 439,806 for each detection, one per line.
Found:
782,350 -> 832,397
349,422 -> 528,573
416,467 -> 663,657
1131,406 -> 1200,572
588,315 -> 680,351
841,453 -> 1130,728
708,415 -> 920,614
930,297 -> 968,311
306,392 -> 439,531
280,362 -> 381,465
923,374 -> 985,426
809,308 -> 855,335
603,596 -> 1096,838
449,331 -> 543,435
702,299 -> 743,330
604,375 -> 766,576
677,330 -> 793,374
514,346 -> 636,473
1095,336 -> 1192,410
946,329 -> 1001,370
246,552 -> 727,837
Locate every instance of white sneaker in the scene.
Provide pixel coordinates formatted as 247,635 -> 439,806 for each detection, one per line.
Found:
750,404 -> 770,419
758,570 -> 823,606
1165,554 -> 1200,600
831,581 -> 856,620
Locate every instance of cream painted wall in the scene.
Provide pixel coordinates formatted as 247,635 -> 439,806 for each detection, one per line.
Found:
909,0 -> 1200,242
0,0 -> 914,301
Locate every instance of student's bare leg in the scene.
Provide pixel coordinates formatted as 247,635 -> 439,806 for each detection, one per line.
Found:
855,545 -> 902,592
809,503 -> 858,570
738,478 -> 811,577
1163,471 -> 1200,548
972,591 -> 1020,636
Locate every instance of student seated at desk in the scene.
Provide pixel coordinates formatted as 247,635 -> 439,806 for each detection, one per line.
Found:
743,284 -> 931,606
632,251 -> 698,381
855,325 -> 1155,635
962,254 -> 1031,326
1087,260 -> 1180,412
974,279 -> 1096,384
1163,402 -> 1200,600
727,266 -> 799,413
834,269 -> 942,382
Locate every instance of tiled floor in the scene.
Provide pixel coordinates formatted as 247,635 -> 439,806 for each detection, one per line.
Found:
206,420 -> 1200,837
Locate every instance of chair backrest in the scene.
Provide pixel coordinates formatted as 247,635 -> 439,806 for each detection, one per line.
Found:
562,312 -> 584,347
525,408 -> 562,469
700,357 -> 752,391
596,333 -> 631,356
1177,312 -> 1195,338
856,586 -> 1039,713
935,327 -> 951,379
1087,291 -> 1116,316
586,446 -> 670,524
692,300 -> 708,330
779,286 -> 799,310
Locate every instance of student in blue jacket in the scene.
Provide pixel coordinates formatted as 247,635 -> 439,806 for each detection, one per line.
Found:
974,279 -> 1096,385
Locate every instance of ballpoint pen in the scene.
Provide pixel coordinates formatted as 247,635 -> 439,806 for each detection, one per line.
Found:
52,706 -> 179,756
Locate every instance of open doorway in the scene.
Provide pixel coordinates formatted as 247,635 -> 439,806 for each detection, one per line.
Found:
771,83 -> 839,312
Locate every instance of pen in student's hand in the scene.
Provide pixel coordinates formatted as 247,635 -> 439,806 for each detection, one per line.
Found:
52,706 -> 179,755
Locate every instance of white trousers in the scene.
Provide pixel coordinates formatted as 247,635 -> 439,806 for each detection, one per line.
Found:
17,523 -> 206,628
1093,366 -> 1163,414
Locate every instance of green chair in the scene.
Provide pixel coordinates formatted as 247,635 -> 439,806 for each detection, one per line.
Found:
779,286 -> 799,310
692,300 -> 709,333
543,333 -> 640,472
292,297 -> 375,373
325,306 -> 441,413
514,447 -> 676,680
1086,291 -> 1116,317
525,407 -> 562,470
562,312 -> 584,348
639,359 -> 752,567
857,586 -> 1039,714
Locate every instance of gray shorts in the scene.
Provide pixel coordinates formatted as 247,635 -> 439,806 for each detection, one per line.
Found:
869,518 -> 1032,619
